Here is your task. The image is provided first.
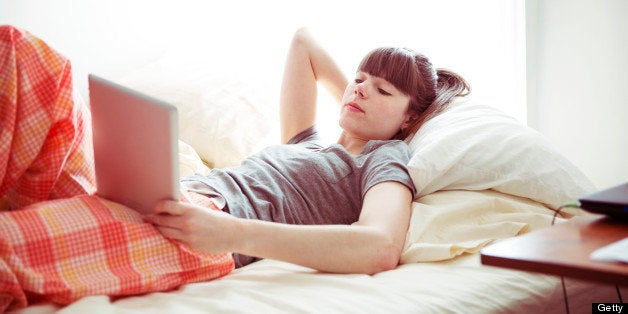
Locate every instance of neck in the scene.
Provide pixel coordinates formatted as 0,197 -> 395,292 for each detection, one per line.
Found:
337,132 -> 369,156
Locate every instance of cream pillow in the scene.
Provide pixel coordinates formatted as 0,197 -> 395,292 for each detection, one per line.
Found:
119,50 -> 279,169
401,189 -> 574,263
178,140 -> 211,178
406,99 -> 595,209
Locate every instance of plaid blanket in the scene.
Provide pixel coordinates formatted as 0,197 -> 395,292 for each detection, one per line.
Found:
0,25 -> 95,210
0,26 -> 234,311
0,193 -> 234,311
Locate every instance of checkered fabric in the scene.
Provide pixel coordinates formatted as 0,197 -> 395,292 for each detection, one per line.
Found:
0,192 -> 234,311
0,26 -> 234,311
0,25 -> 96,210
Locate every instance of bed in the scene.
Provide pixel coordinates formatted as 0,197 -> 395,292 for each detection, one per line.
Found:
8,44 -> 625,314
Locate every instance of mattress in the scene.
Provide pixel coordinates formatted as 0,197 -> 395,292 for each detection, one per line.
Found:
13,253 -> 621,314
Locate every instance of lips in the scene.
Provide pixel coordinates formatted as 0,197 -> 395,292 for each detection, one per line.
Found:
345,102 -> 365,113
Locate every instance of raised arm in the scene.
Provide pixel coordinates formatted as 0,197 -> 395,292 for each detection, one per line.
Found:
280,28 -> 348,144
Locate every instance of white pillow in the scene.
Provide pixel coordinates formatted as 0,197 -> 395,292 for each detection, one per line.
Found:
406,98 -> 595,209
119,50 -> 279,169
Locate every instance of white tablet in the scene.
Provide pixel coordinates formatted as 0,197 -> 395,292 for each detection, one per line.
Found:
89,74 -> 179,215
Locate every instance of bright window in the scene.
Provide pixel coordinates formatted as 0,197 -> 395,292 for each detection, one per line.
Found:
2,0 -> 526,135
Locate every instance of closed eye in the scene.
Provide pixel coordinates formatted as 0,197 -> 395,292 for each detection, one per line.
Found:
378,88 -> 392,96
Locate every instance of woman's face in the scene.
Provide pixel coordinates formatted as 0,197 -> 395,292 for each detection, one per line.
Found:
339,71 -> 412,141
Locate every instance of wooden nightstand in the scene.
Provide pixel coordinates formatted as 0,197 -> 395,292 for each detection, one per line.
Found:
480,215 -> 628,286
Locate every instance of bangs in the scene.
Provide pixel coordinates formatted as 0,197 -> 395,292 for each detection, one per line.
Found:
357,47 -> 419,97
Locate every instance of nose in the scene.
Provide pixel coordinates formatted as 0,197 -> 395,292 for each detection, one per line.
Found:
354,82 -> 366,98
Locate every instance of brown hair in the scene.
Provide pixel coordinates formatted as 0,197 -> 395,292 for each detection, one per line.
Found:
357,47 -> 470,140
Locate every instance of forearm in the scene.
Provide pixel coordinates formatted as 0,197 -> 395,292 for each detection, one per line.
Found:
232,219 -> 402,274
279,28 -> 348,143
285,28 -> 347,102
300,29 -> 348,104
149,185 -> 412,274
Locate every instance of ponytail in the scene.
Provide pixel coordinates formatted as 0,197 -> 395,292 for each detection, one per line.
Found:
400,68 -> 471,139
435,69 -> 471,107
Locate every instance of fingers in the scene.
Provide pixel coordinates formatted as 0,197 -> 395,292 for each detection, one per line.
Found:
146,212 -> 177,227
146,200 -> 230,254
153,199 -> 186,216
145,201 -> 187,231
145,211 -> 187,243
153,223 -> 184,241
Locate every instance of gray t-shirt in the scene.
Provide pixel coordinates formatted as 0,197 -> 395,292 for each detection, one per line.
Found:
181,126 -> 415,267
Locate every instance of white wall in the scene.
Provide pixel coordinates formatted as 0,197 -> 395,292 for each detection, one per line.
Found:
0,0 -> 525,118
526,0 -> 628,190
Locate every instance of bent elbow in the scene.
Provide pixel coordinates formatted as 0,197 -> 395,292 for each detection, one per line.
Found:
366,244 -> 402,275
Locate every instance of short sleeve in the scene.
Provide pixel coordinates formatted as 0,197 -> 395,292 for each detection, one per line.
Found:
360,141 -> 416,199
287,126 -> 324,150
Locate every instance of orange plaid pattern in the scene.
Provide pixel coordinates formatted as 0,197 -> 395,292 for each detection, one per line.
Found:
0,25 -> 95,210
0,26 -> 234,311
0,193 -> 234,311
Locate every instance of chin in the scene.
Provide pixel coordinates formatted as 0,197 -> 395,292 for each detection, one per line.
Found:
338,119 -> 359,136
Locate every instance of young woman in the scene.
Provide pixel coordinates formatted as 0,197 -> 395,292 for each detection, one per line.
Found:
0,25 -> 469,309
146,28 -> 470,274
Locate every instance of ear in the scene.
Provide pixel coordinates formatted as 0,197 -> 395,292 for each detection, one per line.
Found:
401,112 -> 420,130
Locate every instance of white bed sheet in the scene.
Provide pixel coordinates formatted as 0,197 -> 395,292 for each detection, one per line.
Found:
10,186 -> 619,314
12,253 -> 620,314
